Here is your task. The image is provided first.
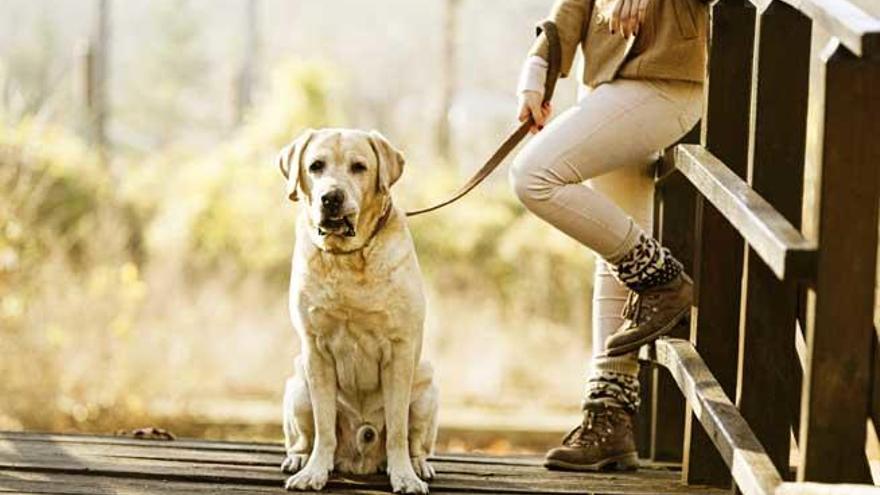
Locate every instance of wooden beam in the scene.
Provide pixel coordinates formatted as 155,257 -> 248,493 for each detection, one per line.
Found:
657,338 -> 783,495
797,39 -> 880,484
643,124 -> 701,463
777,482 -> 880,495
736,1 -> 811,484
684,0 -> 754,486
674,145 -> 816,281
649,167 -> 696,462
872,328 -> 880,434
777,0 -> 880,59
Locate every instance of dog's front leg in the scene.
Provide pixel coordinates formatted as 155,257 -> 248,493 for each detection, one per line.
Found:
285,342 -> 337,491
383,341 -> 429,494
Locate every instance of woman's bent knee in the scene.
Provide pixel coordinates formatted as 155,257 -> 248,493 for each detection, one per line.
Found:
509,150 -> 550,208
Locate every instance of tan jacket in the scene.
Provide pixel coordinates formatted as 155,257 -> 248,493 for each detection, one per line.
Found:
529,0 -> 708,88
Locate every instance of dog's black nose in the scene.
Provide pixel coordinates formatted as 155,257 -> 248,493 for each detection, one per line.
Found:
321,190 -> 344,213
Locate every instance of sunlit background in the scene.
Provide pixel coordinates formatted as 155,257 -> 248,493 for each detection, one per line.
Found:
0,0 -> 597,452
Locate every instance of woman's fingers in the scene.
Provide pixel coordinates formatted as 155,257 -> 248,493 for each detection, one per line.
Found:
529,97 -> 545,131
518,91 -> 546,133
627,0 -> 641,36
610,0 -> 625,35
611,0 -> 650,37
517,97 -> 531,123
618,0 -> 631,37
636,0 -> 650,32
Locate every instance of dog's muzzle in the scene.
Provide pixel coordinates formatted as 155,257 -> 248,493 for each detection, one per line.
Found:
317,190 -> 356,237
318,216 -> 356,237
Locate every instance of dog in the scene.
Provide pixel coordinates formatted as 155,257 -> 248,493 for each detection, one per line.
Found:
278,128 -> 439,494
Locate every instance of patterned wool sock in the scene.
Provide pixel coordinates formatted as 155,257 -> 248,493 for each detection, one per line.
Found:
608,231 -> 683,293
584,355 -> 640,414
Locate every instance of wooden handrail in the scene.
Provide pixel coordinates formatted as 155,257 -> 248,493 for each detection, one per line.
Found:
744,0 -> 880,58
655,338 -> 880,495
673,144 -> 816,280
655,338 -> 783,495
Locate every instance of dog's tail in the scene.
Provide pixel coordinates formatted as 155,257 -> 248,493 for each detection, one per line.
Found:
355,423 -> 379,455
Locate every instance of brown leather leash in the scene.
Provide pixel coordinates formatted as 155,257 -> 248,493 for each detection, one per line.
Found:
404,20 -> 563,217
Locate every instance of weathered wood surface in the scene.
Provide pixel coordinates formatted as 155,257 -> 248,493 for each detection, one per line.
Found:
684,0 -> 754,487
656,338 -> 783,495
797,39 -> 880,484
0,431 -> 727,494
674,145 -> 815,281
639,124 -> 700,464
736,0 -> 811,484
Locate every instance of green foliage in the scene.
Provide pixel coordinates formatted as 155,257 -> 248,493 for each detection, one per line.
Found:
134,59 -> 344,281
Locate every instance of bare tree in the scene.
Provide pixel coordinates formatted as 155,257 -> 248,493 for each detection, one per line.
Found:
79,0 -> 110,163
437,0 -> 460,163
234,0 -> 259,126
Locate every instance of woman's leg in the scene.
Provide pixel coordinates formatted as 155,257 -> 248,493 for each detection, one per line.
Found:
509,78 -> 699,258
510,78 -> 701,470
585,164 -> 656,416
509,77 -> 702,354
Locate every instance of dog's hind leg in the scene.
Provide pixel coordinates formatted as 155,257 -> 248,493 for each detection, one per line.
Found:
282,357 -> 314,474
408,362 -> 439,481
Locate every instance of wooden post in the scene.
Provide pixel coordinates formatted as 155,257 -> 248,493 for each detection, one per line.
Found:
643,124 -> 700,463
797,39 -> 880,484
683,0 -> 755,487
735,2 -> 810,485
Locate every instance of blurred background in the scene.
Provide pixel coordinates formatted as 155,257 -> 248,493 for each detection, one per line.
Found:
0,0 -> 596,453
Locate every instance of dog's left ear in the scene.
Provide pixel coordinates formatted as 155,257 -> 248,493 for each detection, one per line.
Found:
368,130 -> 405,194
277,128 -> 316,202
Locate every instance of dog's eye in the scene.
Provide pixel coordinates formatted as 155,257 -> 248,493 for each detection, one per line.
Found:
309,160 -> 325,173
350,162 -> 368,174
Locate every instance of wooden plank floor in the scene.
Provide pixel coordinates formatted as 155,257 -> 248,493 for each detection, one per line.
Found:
0,431 -> 725,494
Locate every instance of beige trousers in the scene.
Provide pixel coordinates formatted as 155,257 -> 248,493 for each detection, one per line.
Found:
509,78 -> 703,370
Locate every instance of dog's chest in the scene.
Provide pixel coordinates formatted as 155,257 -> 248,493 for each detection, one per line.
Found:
308,303 -> 390,395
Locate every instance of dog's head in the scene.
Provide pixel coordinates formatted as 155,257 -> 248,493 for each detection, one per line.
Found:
277,128 -> 404,250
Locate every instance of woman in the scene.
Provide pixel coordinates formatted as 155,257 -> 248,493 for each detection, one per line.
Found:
509,0 -> 708,471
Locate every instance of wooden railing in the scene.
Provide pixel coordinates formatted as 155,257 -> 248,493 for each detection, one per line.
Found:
637,0 -> 880,493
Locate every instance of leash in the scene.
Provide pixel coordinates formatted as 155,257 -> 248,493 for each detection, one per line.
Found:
404,20 -> 563,217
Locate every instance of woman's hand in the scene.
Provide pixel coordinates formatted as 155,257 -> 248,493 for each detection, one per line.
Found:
608,0 -> 652,38
516,56 -> 552,134
518,91 -> 553,134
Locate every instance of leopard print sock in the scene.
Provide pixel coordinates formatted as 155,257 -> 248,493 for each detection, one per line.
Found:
609,233 -> 683,293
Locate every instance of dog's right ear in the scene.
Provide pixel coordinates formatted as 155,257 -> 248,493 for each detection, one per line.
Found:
277,128 -> 316,202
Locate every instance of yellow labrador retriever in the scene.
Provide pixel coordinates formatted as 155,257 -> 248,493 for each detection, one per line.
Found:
278,128 -> 438,494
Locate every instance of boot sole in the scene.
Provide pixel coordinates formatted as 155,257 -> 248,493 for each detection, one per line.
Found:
544,452 -> 639,472
603,305 -> 690,357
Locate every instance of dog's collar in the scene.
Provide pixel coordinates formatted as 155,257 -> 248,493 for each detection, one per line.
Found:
314,201 -> 394,255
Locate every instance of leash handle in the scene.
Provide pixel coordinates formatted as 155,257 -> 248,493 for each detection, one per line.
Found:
404,20 -> 562,217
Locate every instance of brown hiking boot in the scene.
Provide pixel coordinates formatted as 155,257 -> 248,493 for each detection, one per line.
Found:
603,273 -> 693,357
544,402 -> 639,472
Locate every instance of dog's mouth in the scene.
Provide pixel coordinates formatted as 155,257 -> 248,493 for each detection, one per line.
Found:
318,215 -> 356,237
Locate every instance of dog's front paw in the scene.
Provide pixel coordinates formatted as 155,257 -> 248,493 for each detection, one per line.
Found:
284,459 -> 331,491
389,464 -> 429,494
281,453 -> 310,474
411,456 -> 435,481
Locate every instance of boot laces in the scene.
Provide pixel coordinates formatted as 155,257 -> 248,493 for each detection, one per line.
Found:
562,408 -> 616,448
621,291 -> 643,326
621,289 -> 664,327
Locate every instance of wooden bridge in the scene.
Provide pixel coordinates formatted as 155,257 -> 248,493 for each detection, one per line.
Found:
2,0 -> 880,494
0,431 -> 729,494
